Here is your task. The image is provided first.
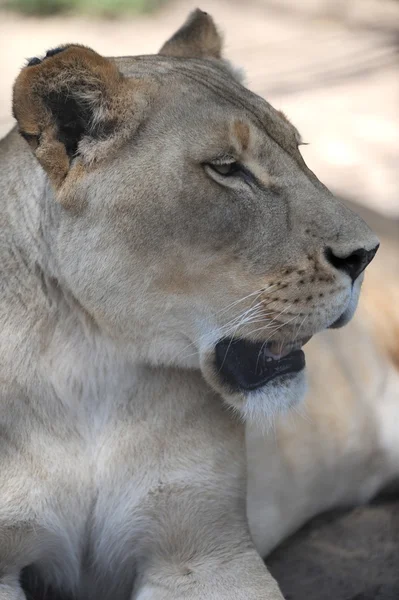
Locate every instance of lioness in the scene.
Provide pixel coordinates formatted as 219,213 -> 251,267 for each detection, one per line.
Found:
0,9 -> 390,600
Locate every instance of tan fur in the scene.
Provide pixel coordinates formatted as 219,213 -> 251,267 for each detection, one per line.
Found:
233,120 -> 250,151
363,278 -> 399,368
0,9 -> 395,600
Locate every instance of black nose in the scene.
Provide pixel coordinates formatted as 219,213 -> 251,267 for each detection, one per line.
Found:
325,244 -> 379,282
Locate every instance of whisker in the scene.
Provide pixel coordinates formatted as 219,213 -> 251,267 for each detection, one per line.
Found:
214,284 -> 278,317
253,309 -> 295,371
248,304 -> 295,336
170,306 -> 271,364
170,284 -> 282,365
292,403 -> 313,424
293,313 -> 309,344
247,308 -> 295,355
171,296 -> 272,364
181,315 -> 272,363
217,308 -> 271,372
217,310 -> 257,373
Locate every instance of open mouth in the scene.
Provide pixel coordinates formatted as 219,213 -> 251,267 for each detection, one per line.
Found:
215,337 -> 309,392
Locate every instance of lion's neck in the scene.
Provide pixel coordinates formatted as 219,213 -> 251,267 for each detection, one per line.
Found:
0,241 -> 141,427
0,130 -> 206,420
0,129 -> 139,411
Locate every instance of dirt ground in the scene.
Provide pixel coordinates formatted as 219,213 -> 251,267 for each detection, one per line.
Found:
1,1 -> 398,599
266,496 -> 399,600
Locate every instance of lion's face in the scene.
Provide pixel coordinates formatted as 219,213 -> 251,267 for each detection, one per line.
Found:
13,11 -> 378,420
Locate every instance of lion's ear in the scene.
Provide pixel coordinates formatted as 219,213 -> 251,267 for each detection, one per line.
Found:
13,45 -> 147,191
159,9 -> 223,59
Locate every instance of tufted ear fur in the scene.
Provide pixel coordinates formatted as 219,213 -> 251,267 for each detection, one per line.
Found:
159,9 -> 223,59
13,45 -> 150,192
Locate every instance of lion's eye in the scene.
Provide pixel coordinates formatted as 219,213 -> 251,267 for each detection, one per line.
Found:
210,162 -> 241,177
205,159 -> 255,185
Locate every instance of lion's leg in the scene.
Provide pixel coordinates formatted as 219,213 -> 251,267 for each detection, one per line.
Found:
133,544 -> 284,600
125,472 -> 285,600
0,456 -> 58,600
247,319 -> 399,558
116,399 -> 285,600
0,577 -> 26,600
119,464 -> 285,600
0,529 -> 33,600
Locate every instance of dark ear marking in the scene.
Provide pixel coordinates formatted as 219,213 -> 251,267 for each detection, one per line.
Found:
27,46 -> 67,68
44,91 -> 91,158
42,94 -> 120,158
27,57 -> 42,67
45,47 -> 66,58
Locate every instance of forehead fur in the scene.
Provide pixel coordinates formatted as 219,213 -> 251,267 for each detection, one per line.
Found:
114,54 -> 302,168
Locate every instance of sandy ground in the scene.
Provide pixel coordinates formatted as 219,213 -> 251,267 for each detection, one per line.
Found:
0,0 -> 398,218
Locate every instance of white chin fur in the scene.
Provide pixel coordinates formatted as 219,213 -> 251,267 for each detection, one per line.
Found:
219,369 -> 307,432
230,371 -> 307,429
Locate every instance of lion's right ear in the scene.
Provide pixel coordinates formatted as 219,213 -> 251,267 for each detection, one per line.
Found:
13,45 -> 149,192
159,9 -> 223,59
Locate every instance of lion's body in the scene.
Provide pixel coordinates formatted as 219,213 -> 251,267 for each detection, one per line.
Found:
0,126 -> 265,600
0,11 -> 397,600
0,128 -> 278,600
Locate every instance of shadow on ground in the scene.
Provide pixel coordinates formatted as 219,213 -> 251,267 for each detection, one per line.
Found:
266,493 -> 399,600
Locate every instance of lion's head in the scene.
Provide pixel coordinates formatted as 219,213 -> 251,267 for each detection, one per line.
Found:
12,10 -> 378,420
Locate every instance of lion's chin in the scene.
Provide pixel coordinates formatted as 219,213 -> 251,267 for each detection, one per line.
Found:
200,340 -> 308,426
236,371 -> 307,425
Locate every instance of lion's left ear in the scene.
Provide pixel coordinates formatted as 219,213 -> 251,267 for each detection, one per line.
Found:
159,9 -> 223,59
13,44 -> 150,192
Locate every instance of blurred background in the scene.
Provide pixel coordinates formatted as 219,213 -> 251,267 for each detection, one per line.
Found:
1,2 -> 398,599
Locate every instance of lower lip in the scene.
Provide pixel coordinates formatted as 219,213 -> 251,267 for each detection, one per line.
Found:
215,338 -> 306,392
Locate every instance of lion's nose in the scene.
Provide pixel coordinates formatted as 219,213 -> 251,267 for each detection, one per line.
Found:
325,244 -> 379,282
